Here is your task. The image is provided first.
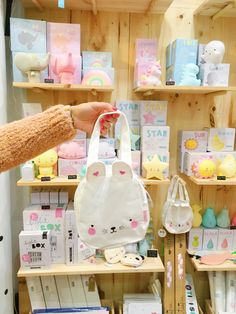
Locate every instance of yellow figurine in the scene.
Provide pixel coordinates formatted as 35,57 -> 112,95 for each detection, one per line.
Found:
191,204 -> 202,228
217,154 -> 236,178
142,155 -> 168,180
34,149 -> 58,179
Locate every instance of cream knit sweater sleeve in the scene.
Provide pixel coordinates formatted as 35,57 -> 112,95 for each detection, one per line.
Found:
0,105 -> 77,172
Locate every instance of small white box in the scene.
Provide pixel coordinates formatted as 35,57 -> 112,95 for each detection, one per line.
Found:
178,130 -> 208,152
49,189 -> 59,204
41,276 -> 60,308
26,277 -> 46,310
21,161 -> 35,181
188,228 -> 203,251
58,158 -> 87,177
141,126 -> 170,152
19,230 -> 51,269
81,275 -> 101,307
200,63 -> 230,87
217,229 -> 233,251
207,128 -> 235,152
55,275 -> 73,308
40,190 -> 50,204
59,190 -> 69,204
142,151 -> 169,178
68,275 -> 87,307
183,152 -> 215,176
140,100 -> 168,126
202,229 -> 218,251
31,189 -> 41,205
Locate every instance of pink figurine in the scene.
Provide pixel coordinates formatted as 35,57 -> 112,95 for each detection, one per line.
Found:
231,214 -> 236,227
51,53 -> 76,84
58,141 -> 85,159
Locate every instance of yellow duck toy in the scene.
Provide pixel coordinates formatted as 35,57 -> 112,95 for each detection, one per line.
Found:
217,154 -> 236,178
34,149 -> 58,179
191,204 -> 202,228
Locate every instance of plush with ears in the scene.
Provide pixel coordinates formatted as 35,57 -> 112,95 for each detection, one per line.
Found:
121,253 -> 145,267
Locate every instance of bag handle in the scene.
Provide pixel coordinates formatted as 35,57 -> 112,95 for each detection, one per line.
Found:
87,110 -> 132,166
178,178 -> 189,203
167,175 -> 180,201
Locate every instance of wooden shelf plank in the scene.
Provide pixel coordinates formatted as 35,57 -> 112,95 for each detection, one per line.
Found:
191,257 -> 236,271
17,177 -> 170,187
17,257 -> 165,277
13,82 -> 114,93
134,85 -> 236,95
189,176 -> 236,186
21,0 -> 174,14
194,0 -> 236,18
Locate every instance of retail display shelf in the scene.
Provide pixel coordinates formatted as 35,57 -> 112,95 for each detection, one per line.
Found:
189,176 -> 236,185
194,0 -> 236,19
191,257 -> 236,271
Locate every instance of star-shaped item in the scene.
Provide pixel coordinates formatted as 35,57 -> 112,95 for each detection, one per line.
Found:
143,111 -> 156,125
142,154 -> 168,180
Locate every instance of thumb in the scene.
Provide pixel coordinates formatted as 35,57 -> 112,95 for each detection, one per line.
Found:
93,102 -> 114,113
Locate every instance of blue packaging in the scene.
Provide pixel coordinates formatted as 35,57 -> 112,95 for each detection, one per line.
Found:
171,39 -> 198,66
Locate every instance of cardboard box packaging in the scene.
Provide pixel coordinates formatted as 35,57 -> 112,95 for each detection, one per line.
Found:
135,38 -> 157,61
58,158 -> 87,177
200,63 -> 230,87
207,128 -> 235,152
178,130 -> 208,152
82,51 -> 112,68
141,126 -> 170,152
183,152 -> 215,176
31,189 -> 41,205
41,276 -> 60,308
115,100 -> 140,126
140,100 -> 168,126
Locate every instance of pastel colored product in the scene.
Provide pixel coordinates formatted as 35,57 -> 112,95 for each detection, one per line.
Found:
200,251 -> 234,265
81,68 -> 113,86
202,207 -> 217,228
82,51 -> 112,68
33,149 -> 58,179
135,38 -> 157,61
191,157 -> 216,179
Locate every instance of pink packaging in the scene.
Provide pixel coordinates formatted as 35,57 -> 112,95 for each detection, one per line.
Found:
135,38 -> 157,61
47,22 -> 80,54
57,139 -> 86,160
58,158 -> 87,177
134,60 -> 161,87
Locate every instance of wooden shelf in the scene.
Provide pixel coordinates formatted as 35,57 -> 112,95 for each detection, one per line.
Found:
17,257 -> 165,277
134,85 -> 236,96
17,177 -> 170,187
191,257 -> 236,271
189,176 -> 236,186
194,0 -> 236,19
13,82 -> 114,94
21,0 -> 174,14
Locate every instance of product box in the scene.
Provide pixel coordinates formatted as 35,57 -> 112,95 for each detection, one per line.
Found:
19,230 -> 51,269
47,22 -> 80,54
141,126 -> 170,152
49,54 -> 81,84
87,138 -> 115,159
178,151 -> 185,173
81,275 -> 101,307
142,151 -> 169,178
31,189 -> 41,205
49,189 -> 59,204
74,129 -> 86,140
217,229 -> 233,251
59,189 -> 69,204
183,152 -> 215,176
68,275 -> 87,307
166,43 -> 172,69
23,205 -> 66,263
58,157 -> 87,177
135,38 -> 157,61
82,51 -> 112,68
10,18 -> 46,53
185,274 -> 199,314
206,128 -> 235,152
115,100 -> 140,126
140,100 -> 168,126
82,67 -> 114,85
166,63 -> 188,85
187,228 -> 203,251
200,63 -> 230,86
202,229 -> 219,251
171,39 -> 198,67
41,276 -> 60,309
178,130 -> 208,152
197,43 -> 206,66
27,277 -> 46,310
21,161 -> 35,181
55,275 -> 73,308
134,60 -> 161,87
232,230 -> 236,251
40,190 -> 50,205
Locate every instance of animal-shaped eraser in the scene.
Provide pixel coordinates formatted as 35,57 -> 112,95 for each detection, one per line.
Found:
201,40 -> 225,64
121,253 -> 145,267
191,204 -> 202,228
104,246 -> 125,264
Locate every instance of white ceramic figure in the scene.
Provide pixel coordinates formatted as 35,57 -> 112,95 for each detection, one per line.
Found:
14,52 -> 49,83
201,40 -> 225,64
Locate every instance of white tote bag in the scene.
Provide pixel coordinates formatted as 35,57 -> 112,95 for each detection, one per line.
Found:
74,111 -> 150,249
162,175 -> 193,234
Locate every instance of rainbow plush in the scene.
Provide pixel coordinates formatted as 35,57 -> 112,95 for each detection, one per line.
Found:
82,69 -> 112,86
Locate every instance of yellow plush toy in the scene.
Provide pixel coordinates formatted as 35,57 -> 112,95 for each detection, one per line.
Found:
217,154 -> 236,178
191,204 -> 202,228
34,149 -> 58,179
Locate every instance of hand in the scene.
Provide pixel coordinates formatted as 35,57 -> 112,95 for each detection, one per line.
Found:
71,102 -> 119,135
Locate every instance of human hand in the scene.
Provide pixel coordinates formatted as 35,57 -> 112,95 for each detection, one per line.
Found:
71,102 -> 119,135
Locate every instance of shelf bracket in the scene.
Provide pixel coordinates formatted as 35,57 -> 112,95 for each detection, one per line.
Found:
211,1 -> 235,20
143,90 -> 155,96
91,88 -> 97,96
31,0 -> 44,12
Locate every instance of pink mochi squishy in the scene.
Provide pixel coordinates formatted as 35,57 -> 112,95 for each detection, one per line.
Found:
58,141 -> 85,159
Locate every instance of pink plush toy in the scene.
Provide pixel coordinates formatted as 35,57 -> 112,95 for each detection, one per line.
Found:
58,141 -> 85,159
51,53 -> 76,84
141,61 -> 162,85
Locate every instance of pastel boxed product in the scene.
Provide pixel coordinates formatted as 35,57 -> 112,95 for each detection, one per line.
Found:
74,130 -> 86,140
31,189 -> 41,205
82,51 -> 112,68
134,60 -> 161,87
179,63 -> 201,86
200,63 -> 230,87
81,275 -> 101,307
49,53 -> 81,84
187,228 -> 203,251
178,151 -> 185,173
59,189 -> 69,204
185,274 -> 199,314
215,153 -> 236,178
135,38 -> 157,61
10,18 -> 46,53
183,152 -> 215,176
197,43 -> 206,66
33,149 -> 58,179
82,67 -> 114,86
166,42 -> 172,68
22,103 -> 42,118
141,126 -> 170,152
58,157 -> 87,177
202,228 -> 218,251
166,63 -> 190,86
171,39 -> 198,66
12,52 -> 48,82
207,128 -> 235,152
132,150 -> 141,176
142,154 -> 168,180
58,139 -> 86,159
140,100 -> 168,126
142,151 -> 169,178
217,229 -> 233,251
27,277 -> 46,310
55,276 -> 73,308
47,22 -> 80,54
115,125 -> 141,150
40,190 -> 50,204
77,237 -> 95,261
49,189 -> 59,204
19,230 -> 51,269
23,204 -> 66,263
115,100 -> 140,126
232,230 -> 236,251
21,161 -> 35,181
178,130 -> 208,152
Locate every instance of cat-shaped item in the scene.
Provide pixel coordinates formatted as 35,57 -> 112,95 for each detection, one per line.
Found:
104,246 -> 125,264
120,253 -> 145,267
74,112 -> 150,249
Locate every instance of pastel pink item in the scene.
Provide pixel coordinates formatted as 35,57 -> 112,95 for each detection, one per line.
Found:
51,53 -> 75,84
200,251 -> 235,265
231,214 -> 236,226
58,141 -> 85,159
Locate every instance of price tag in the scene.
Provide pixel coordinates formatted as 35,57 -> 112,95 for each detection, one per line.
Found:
68,175 -> 77,179
147,249 -> 158,258
41,176 -> 51,182
217,175 -> 226,180
41,205 -> 50,210
44,78 -> 54,83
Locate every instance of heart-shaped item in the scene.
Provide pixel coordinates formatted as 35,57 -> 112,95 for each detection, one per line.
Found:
93,171 -> 99,176
120,170 -> 126,175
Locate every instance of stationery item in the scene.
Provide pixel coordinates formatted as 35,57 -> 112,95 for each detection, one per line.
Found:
58,157 -> 87,177
213,271 -> 226,313
188,228 -> 203,251
140,100 -> 167,126
55,275 -> 73,307
202,228 -> 218,251
82,51 -> 112,68
207,128 -> 235,152
81,275 -> 101,307
115,100 -> 140,126
141,126 -> 170,152
226,272 -> 236,312
178,130 -> 208,152
68,275 -> 87,307
185,274 -> 199,314
200,251 -> 234,265
27,277 -> 46,310
41,276 -> 60,308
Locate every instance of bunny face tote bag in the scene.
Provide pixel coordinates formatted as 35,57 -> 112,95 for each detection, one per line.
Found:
74,111 -> 150,249
162,175 -> 193,234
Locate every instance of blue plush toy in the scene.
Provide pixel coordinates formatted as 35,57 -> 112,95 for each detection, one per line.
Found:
179,63 -> 201,86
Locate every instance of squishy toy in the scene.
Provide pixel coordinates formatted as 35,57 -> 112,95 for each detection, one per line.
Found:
179,63 -> 201,86
231,214 -> 236,227
33,149 -> 58,179
58,141 -> 85,159
217,154 -> 236,178
201,40 -> 225,64
51,53 -> 76,84
121,253 -> 145,267
216,208 -> 230,228
202,207 -> 217,228
191,204 -> 202,228
192,157 -> 216,179
142,154 -> 168,180
104,246 -> 125,264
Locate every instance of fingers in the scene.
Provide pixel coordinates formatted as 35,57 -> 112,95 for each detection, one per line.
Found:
92,102 -> 114,113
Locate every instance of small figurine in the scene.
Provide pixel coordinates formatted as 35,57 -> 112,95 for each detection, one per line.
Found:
192,157 -> 216,179
216,208 -> 230,228
179,63 -> 201,86
191,204 -> 202,228
217,154 -> 236,178
58,141 -> 85,159
202,207 -> 217,228
142,154 -> 168,180
201,40 -> 225,64
104,246 -> 125,264
34,149 -> 58,179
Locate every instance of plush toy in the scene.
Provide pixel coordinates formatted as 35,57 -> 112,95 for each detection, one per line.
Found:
192,157 -> 216,179
191,204 -> 202,228
202,207 -> 217,228
120,253 -> 145,267
217,154 -> 236,178
33,149 -> 58,179
216,208 -> 230,228
58,141 -> 85,159
201,40 -> 225,64
104,246 -> 125,264
179,63 -> 201,86
140,61 -> 162,86
51,53 -> 76,84
98,142 -> 115,159
142,154 -> 168,180
14,52 -> 49,83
